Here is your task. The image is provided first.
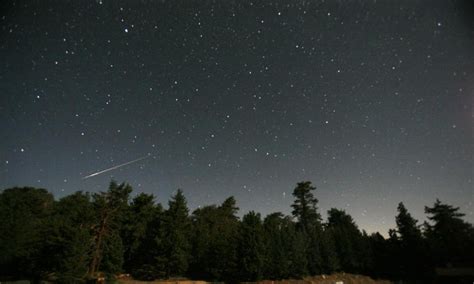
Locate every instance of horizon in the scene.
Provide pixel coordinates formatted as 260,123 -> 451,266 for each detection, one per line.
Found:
2,178 -> 471,238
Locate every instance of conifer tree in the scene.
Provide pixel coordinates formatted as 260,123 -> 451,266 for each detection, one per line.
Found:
121,193 -> 160,274
158,189 -> 190,278
320,229 -> 340,273
326,208 -> 363,273
394,202 -> 426,279
189,197 -> 240,281
424,199 -> 474,266
238,211 -> 266,281
396,202 -> 422,243
291,181 -> 323,276
188,205 -> 218,280
88,181 -> 132,279
262,213 -> 293,279
0,187 -> 54,280
289,228 -> 309,278
45,191 -> 95,282
291,181 -> 321,231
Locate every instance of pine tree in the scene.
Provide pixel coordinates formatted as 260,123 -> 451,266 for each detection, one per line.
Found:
289,228 -> 309,278
306,226 -> 324,275
0,187 -> 54,280
326,208 -> 363,273
393,202 -> 427,279
320,228 -> 340,273
291,181 -> 323,276
424,199 -> 474,266
368,232 -> 394,279
291,181 -> 321,231
238,211 -> 266,281
121,193 -> 160,274
44,191 -> 95,282
396,202 -> 422,243
188,197 -> 240,281
88,181 -> 132,280
158,189 -> 190,278
188,205 -> 217,280
262,213 -> 293,279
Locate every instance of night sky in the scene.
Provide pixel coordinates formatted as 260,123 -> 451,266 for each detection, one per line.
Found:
1,0 -> 473,235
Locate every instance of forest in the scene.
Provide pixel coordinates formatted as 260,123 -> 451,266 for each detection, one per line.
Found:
0,181 -> 473,283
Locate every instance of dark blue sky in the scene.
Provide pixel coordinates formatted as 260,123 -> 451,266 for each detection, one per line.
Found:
1,0 -> 472,235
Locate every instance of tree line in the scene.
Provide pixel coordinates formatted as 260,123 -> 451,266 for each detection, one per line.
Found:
0,181 -> 473,283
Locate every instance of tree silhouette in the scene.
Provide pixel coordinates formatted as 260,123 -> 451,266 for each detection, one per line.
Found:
1,182 -> 473,282
189,197 -> 240,281
291,181 -> 321,232
237,211 -> 266,281
121,193 -> 162,279
88,181 -> 132,280
262,213 -> 296,279
0,187 -> 53,280
326,208 -> 363,273
424,199 -> 474,267
157,189 -> 190,278
44,191 -> 95,282
393,202 -> 426,279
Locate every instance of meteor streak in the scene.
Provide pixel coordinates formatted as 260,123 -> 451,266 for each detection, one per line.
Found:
82,155 -> 150,179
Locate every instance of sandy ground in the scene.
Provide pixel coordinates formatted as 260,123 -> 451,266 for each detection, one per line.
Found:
118,273 -> 392,284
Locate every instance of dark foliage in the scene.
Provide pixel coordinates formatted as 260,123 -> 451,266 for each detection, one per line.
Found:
188,197 -> 240,281
0,187 -> 53,281
0,182 -> 473,283
424,200 -> 474,268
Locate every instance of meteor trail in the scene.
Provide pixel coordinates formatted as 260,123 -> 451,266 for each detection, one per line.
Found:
82,155 -> 150,179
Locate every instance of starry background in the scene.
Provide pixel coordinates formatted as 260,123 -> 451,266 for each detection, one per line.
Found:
1,0 -> 473,235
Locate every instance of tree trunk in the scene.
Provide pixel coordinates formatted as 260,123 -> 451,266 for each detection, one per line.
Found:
88,213 -> 109,278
